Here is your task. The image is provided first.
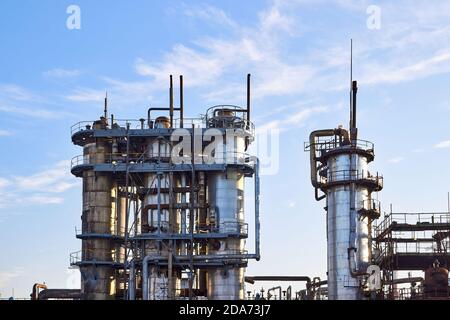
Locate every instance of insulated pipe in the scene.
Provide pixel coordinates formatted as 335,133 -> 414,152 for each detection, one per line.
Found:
31,283 -> 47,300
348,247 -> 368,277
254,158 -> 261,260
128,261 -> 136,300
38,289 -> 82,300
309,128 -> 350,200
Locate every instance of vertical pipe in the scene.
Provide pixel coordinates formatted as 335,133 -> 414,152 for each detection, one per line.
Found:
352,81 -> 358,130
157,173 -> 161,236
180,75 -> 184,129
255,158 -> 261,260
170,75 -> 174,128
122,126 -> 131,300
188,124 -> 196,299
168,245 -> 173,299
143,256 -> 149,300
104,92 -> 108,120
247,74 -> 251,123
128,261 -> 135,300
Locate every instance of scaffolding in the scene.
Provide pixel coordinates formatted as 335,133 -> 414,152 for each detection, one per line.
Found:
374,212 -> 450,299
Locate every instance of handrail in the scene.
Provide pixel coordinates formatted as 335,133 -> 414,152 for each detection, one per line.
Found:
71,116 -> 255,136
305,138 -> 374,153
71,152 -> 257,169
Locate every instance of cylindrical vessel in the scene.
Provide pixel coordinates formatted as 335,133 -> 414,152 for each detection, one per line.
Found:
326,150 -> 371,300
142,117 -> 173,299
207,168 -> 246,300
80,131 -> 115,300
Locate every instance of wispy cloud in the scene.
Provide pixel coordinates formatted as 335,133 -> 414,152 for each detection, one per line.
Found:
65,88 -> 105,103
0,84 -> 70,119
388,157 -> 404,164
183,4 -> 238,29
0,130 -> 13,136
257,105 -> 328,133
0,105 -> 63,119
0,160 -> 77,209
434,140 -> 450,149
43,68 -> 81,78
0,268 -> 24,289
0,84 -> 36,101
63,1 -> 450,110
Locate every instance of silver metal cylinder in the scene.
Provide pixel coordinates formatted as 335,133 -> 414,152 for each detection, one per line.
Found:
326,151 -> 370,300
207,168 -> 246,300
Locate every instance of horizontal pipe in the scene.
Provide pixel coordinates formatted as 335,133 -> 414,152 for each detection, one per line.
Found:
244,276 -> 311,285
38,289 -> 82,300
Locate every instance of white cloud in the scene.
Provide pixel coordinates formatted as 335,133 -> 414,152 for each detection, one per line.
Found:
288,200 -> 296,208
434,140 -> 450,149
65,88 -> 105,102
388,157 -> 404,164
14,160 -> 76,193
0,161 -> 77,209
257,105 -> 328,133
0,84 -> 36,101
0,130 -> 12,136
362,51 -> 450,86
43,68 -> 81,78
0,105 -> 62,119
0,178 -> 9,189
0,268 -> 23,288
183,4 -> 237,29
24,195 -> 64,205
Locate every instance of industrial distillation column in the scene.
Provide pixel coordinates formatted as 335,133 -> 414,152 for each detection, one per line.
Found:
307,81 -> 382,300
80,118 -> 115,300
206,109 -> 248,300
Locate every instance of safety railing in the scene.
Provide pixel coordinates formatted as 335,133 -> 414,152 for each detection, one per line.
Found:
71,152 -> 257,170
71,115 -> 255,137
361,199 -> 381,212
172,118 -> 205,129
198,222 -> 248,235
70,249 -> 126,265
305,137 -> 374,154
325,169 -> 383,187
375,212 -> 450,238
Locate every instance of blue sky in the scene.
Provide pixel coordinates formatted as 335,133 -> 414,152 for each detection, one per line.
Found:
2,0 -> 450,298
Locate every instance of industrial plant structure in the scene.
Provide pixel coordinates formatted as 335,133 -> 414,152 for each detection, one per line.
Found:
304,74 -> 450,300
67,74 -> 260,300
29,70 -> 450,301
